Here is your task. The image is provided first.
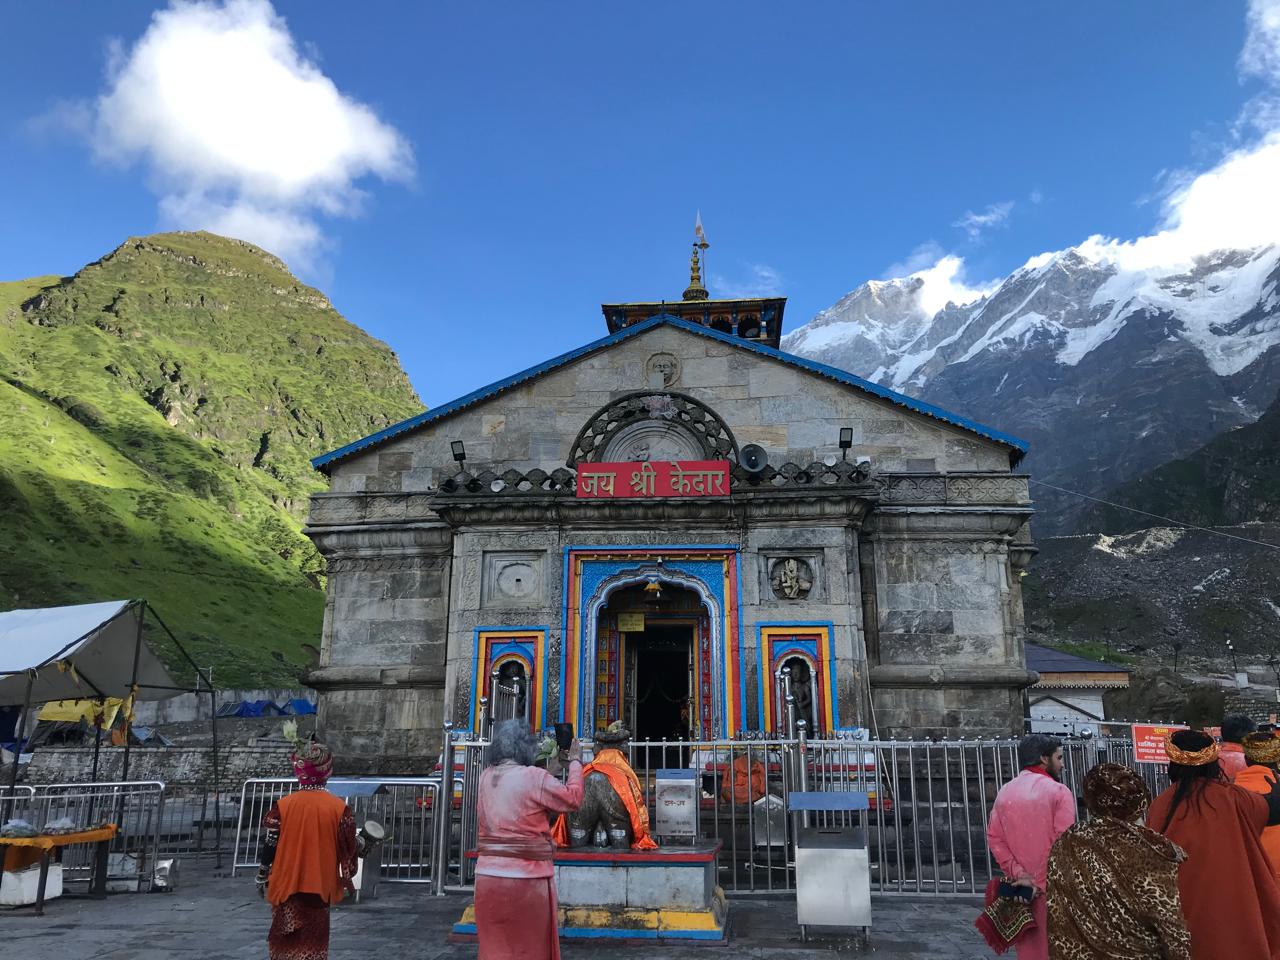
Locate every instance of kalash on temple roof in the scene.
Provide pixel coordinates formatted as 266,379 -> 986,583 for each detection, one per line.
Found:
304,219 -> 1034,774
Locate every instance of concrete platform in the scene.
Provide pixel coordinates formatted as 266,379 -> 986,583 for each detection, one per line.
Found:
455,843 -> 727,941
4,860 -> 992,959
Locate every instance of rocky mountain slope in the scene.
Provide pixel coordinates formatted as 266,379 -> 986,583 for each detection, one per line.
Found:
1087,388 -> 1280,533
1023,524 -> 1280,664
784,245 -> 1280,533
0,232 -> 423,684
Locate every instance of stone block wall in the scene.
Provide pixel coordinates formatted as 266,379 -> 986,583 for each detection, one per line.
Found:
26,746 -> 294,788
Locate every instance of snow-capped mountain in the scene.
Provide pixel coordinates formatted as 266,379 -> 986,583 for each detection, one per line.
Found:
783,245 -> 1280,533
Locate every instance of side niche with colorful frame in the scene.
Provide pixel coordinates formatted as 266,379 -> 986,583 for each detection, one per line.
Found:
470,627 -> 549,732
756,623 -> 837,735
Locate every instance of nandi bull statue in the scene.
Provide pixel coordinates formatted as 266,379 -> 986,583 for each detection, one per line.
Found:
551,722 -> 658,850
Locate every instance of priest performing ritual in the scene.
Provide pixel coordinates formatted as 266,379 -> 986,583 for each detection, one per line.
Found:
1147,729 -> 1280,960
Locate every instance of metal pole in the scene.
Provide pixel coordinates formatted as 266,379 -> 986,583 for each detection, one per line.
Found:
90,697 -> 105,782
432,721 -> 456,896
120,604 -> 145,784
4,670 -> 34,821
209,682 -> 223,869
797,719 -> 809,828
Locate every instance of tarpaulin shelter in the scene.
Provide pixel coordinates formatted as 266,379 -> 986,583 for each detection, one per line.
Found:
0,599 -> 224,861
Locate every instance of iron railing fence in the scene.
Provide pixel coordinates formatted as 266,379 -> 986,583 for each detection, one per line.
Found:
232,776 -> 445,883
152,783 -> 236,857
230,732 -> 1174,899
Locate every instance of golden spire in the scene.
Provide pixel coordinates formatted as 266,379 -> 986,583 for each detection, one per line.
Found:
682,212 -> 710,301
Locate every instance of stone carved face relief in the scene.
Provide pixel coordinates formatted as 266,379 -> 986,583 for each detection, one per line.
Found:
770,558 -> 814,600
645,353 -> 680,387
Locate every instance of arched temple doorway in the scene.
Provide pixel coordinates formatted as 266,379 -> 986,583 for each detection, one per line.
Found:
590,577 -> 714,741
567,548 -> 740,739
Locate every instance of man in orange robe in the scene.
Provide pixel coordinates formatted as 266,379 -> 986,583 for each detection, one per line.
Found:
1148,729 -> 1280,960
1235,731 -> 1280,881
257,736 -> 357,960
1218,714 -> 1255,780
721,750 -> 766,805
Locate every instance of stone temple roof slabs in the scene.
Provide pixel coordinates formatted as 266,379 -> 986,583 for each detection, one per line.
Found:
311,314 -> 1030,474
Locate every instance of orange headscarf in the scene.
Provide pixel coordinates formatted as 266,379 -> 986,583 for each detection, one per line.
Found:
552,747 -> 658,850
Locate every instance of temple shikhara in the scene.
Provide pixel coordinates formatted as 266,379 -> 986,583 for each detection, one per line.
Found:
304,226 -> 1037,771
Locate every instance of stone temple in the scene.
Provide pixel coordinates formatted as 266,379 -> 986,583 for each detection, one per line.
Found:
304,239 -> 1036,772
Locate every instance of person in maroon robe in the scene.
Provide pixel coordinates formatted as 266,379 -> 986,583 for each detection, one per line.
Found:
1147,728 -> 1280,960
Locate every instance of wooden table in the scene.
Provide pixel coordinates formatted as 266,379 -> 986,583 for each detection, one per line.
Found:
0,824 -> 117,915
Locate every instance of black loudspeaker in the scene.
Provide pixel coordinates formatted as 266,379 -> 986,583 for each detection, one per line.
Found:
740,444 -> 768,474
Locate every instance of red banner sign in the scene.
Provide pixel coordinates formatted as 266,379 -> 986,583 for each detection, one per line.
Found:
576,460 -> 730,499
1131,723 -> 1189,764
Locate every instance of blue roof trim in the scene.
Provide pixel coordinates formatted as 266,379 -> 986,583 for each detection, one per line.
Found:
312,314 -> 1028,471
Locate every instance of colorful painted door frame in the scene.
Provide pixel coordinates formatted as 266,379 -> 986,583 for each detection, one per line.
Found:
561,547 -> 743,738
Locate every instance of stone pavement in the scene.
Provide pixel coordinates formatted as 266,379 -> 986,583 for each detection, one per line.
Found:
4,862 -> 990,959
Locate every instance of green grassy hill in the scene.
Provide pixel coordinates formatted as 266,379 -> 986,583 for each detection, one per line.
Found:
0,233 -> 423,685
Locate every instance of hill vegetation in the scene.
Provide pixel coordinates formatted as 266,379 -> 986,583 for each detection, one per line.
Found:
0,232 -> 422,685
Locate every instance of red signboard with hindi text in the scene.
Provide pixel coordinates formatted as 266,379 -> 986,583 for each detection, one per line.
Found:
576,460 -> 730,499
1131,723 -> 1189,764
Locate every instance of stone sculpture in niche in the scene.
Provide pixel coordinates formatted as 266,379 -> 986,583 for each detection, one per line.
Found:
782,657 -> 816,729
771,557 -> 813,600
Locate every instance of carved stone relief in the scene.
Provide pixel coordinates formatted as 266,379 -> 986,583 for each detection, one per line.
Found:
481,551 -> 546,608
770,557 -> 814,600
645,352 -> 681,387
326,555 -> 448,574
568,391 -> 738,466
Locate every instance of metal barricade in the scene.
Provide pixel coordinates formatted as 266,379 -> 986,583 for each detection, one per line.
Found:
233,776 -> 445,884
27,781 -> 166,891
153,783 -> 235,857
230,729 -> 1169,900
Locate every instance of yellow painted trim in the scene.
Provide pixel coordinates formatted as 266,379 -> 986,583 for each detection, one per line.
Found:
558,906 -> 723,931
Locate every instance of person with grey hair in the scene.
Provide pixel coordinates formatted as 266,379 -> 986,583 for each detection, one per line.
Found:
984,734 -> 1075,960
474,720 -> 583,960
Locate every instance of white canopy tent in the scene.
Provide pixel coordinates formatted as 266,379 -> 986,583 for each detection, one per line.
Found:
0,600 -> 177,706
1,601 -> 222,855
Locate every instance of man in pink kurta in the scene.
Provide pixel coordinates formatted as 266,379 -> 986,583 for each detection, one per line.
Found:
986,735 -> 1076,960
475,722 -> 585,960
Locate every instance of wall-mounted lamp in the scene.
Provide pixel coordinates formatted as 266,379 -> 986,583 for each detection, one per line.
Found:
838,427 -> 854,461
451,440 -> 466,469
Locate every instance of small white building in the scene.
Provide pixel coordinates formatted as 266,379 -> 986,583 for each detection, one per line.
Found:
1025,643 -> 1129,736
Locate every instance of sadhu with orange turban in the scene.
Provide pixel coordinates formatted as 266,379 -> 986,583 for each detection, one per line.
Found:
1147,729 -> 1280,960
256,723 -> 358,960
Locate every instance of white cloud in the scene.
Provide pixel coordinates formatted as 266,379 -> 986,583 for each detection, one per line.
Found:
952,201 -> 1013,241
908,255 -> 994,315
81,0 -> 412,272
882,242 -> 994,314
711,263 -> 784,298
1241,0 -> 1280,82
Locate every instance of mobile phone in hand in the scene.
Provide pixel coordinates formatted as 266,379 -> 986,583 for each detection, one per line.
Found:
555,723 -> 573,750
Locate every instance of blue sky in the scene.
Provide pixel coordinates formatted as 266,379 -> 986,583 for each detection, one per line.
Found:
0,2 -> 1267,405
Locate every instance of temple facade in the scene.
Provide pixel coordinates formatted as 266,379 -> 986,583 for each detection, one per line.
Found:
304,244 -> 1037,771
